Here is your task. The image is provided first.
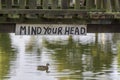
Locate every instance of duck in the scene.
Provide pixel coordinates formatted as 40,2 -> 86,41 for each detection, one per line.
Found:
37,63 -> 50,73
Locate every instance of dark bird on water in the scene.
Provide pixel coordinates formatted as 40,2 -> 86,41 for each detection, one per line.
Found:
37,63 -> 50,73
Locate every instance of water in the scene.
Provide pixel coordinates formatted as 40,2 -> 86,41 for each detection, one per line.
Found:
0,33 -> 120,80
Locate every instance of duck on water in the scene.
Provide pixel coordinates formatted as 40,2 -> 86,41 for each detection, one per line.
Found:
37,63 -> 50,73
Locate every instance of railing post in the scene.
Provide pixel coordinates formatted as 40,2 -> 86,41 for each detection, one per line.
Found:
75,0 -> 80,9
101,0 -> 104,9
37,0 -> 42,7
0,0 -> 1,9
61,0 -> 70,9
12,0 -> 18,5
19,0 -> 26,9
106,0 -> 112,12
28,0 -> 36,9
43,0 -> 48,9
19,0 -> 26,23
96,0 -> 101,9
114,0 -> 119,11
102,0 -> 107,9
86,0 -> 95,9
92,0 -> 95,9
86,0 -> 89,9
6,0 -> 12,9
51,0 -> 58,9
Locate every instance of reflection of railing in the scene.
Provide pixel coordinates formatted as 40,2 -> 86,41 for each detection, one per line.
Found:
0,0 -> 119,21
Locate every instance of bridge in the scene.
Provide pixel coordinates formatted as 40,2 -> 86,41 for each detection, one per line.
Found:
0,0 -> 120,33
0,0 -> 119,23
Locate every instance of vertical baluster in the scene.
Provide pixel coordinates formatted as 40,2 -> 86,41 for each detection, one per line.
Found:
28,0 -> 36,9
52,0 -> 58,9
0,0 -> 2,9
86,0 -> 95,9
80,0 -> 86,7
102,0 -> 106,9
58,0 -> 61,8
61,0 -> 70,9
5,0 -> 12,20
43,0 -> 48,9
86,0 -> 89,9
6,0 -> 12,8
114,0 -> 119,11
19,0 -> 26,8
19,0 -> 26,22
91,0 -> 95,9
101,0 -> 104,9
37,0 -> 42,7
86,0 -> 92,9
75,0 -> 80,9
110,0 -> 114,11
40,0 -> 42,7
106,0 -> 112,12
13,0 -> 18,5
96,0 -> 101,9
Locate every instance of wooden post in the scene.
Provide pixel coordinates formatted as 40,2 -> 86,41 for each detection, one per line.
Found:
40,0 -> 43,7
106,0 -> 112,12
114,0 -> 119,11
111,0 -> 115,11
36,0 -> 42,8
86,0 -> 89,9
102,0 -> 107,9
43,0 -> 48,9
91,0 -> 95,9
86,0 -> 95,9
61,0 -> 70,9
13,0 -> 18,5
6,0 -> 12,9
80,0 -> 86,7
19,0 -> 25,9
101,0 -> 104,9
28,0 -> 36,9
51,0 -> 58,9
40,0 -> 42,6
19,0 -> 26,23
96,0 -> 101,9
75,0 -> 80,9
0,0 -> 2,9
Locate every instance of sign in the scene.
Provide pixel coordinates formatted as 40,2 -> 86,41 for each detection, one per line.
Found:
15,24 -> 87,35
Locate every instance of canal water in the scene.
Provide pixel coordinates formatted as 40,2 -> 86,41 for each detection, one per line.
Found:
0,33 -> 120,80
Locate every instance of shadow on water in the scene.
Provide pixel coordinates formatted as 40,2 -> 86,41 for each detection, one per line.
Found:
0,33 -> 16,80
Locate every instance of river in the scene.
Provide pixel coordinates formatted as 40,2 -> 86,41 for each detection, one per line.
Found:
0,33 -> 120,80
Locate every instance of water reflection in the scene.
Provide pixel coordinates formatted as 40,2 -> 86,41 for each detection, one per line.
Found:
0,33 -> 120,80
43,34 -> 114,80
0,34 -> 16,80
